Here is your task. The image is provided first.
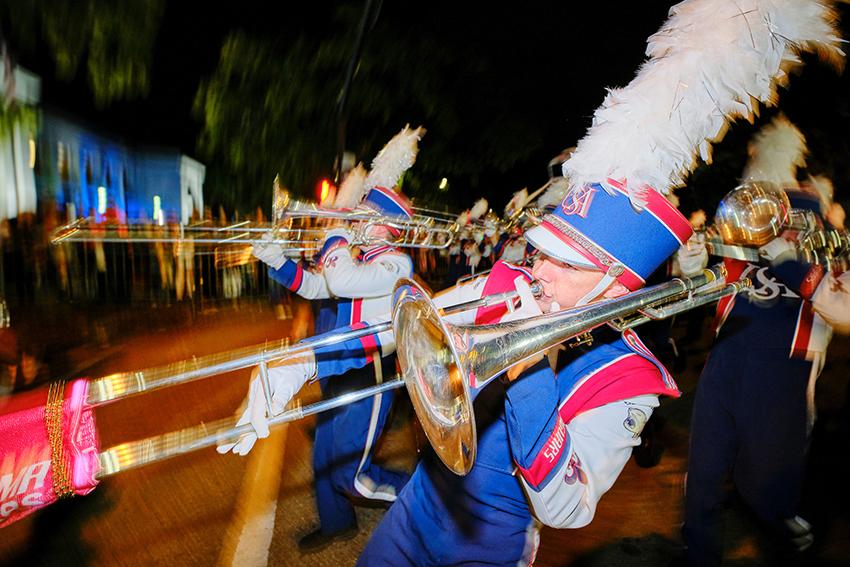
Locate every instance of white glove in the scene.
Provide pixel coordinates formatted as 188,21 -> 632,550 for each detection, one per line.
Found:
501,277 -> 544,323
675,233 -> 708,277
217,353 -> 316,456
503,277 -> 549,381
252,232 -> 288,270
759,236 -> 796,264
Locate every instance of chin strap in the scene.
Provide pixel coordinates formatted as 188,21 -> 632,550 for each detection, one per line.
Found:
575,264 -> 625,307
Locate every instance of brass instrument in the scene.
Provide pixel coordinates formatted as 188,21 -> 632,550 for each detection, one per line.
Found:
84,285 -> 538,476
34,267 -> 745,480
49,188 -> 458,267
391,264 -> 744,475
707,182 -> 849,269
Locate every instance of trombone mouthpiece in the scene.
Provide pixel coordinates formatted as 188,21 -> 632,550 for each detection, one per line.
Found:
529,280 -> 543,299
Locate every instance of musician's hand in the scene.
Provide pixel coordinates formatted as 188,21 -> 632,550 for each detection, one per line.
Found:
217,354 -> 316,456
500,277 -> 544,324
252,233 -> 288,270
676,232 -> 708,277
759,236 -> 796,264
215,403 -> 259,456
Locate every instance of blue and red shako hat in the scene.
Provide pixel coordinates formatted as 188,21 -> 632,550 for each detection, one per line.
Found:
357,185 -> 414,237
525,178 -> 693,291
785,187 -> 824,218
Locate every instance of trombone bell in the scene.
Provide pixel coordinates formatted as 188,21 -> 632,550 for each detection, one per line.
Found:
392,282 -> 476,475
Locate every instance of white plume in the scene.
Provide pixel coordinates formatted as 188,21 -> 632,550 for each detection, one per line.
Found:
563,0 -> 843,207
332,163 -> 367,209
504,188 -> 528,217
470,198 -> 489,220
456,210 -> 471,226
741,115 -> 807,187
805,174 -> 835,212
364,125 -> 426,191
536,177 -> 571,210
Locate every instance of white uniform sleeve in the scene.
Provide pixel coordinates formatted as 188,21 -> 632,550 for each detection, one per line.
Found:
295,268 -> 332,300
520,395 -> 659,529
323,248 -> 413,298
811,269 -> 850,334
268,258 -> 331,300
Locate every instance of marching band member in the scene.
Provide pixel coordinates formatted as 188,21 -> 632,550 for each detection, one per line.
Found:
683,118 -> 850,566
219,126 -> 423,550
359,1 -> 842,562
358,181 -> 691,565
219,181 -> 691,564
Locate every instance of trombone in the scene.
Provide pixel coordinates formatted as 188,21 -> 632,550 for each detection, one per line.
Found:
84,283 -> 537,477
49,189 -> 459,267
706,182 -> 850,269
80,264 -> 744,479
2,264 -> 744,527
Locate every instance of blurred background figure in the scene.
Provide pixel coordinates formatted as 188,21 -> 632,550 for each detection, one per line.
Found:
683,115 -> 850,567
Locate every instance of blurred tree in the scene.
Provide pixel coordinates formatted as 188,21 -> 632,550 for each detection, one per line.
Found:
0,0 -> 164,106
193,3 -> 545,214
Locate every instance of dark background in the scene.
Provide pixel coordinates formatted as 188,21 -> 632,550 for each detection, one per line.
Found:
4,0 -> 850,215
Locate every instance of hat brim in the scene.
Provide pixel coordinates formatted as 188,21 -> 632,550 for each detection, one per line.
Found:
524,224 -> 598,269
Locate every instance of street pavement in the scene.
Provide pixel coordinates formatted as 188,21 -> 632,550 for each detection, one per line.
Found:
0,297 -> 848,566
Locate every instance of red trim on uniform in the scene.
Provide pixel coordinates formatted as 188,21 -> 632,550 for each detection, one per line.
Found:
516,415 -> 569,487
320,240 -> 349,266
372,186 -> 415,217
791,302 -> 814,359
605,178 -> 692,244
517,353 -> 675,488
362,245 -> 393,263
291,263 -> 304,291
623,328 -> 677,390
799,264 -> 826,300
537,220 -> 645,290
351,299 -> 379,362
713,259 -> 748,335
558,354 -> 675,424
474,261 -> 528,325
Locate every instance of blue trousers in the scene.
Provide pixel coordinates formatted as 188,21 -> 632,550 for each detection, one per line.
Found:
313,360 -> 410,534
683,342 -> 812,566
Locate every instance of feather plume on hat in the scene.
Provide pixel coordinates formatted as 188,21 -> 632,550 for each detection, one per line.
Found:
741,115 -> 807,187
806,174 -> 835,206
364,125 -> 427,192
562,0 -> 843,208
535,177 -> 571,210
332,163 -> 368,209
455,210 -> 471,226
470,198 -> 489,221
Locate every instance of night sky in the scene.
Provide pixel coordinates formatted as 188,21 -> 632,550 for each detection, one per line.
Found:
11,1 -> 850,214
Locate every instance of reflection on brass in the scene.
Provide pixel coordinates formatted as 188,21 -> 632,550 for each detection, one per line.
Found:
714,182 -> 791,246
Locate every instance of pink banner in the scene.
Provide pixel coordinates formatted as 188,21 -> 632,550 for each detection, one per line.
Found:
0,379 -> 100,528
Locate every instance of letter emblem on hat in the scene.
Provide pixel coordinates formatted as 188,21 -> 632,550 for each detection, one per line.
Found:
560,185 -> 596,218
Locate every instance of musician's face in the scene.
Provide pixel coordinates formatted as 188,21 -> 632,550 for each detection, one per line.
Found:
363,223 -> 392,242
531,254 -> 627,312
